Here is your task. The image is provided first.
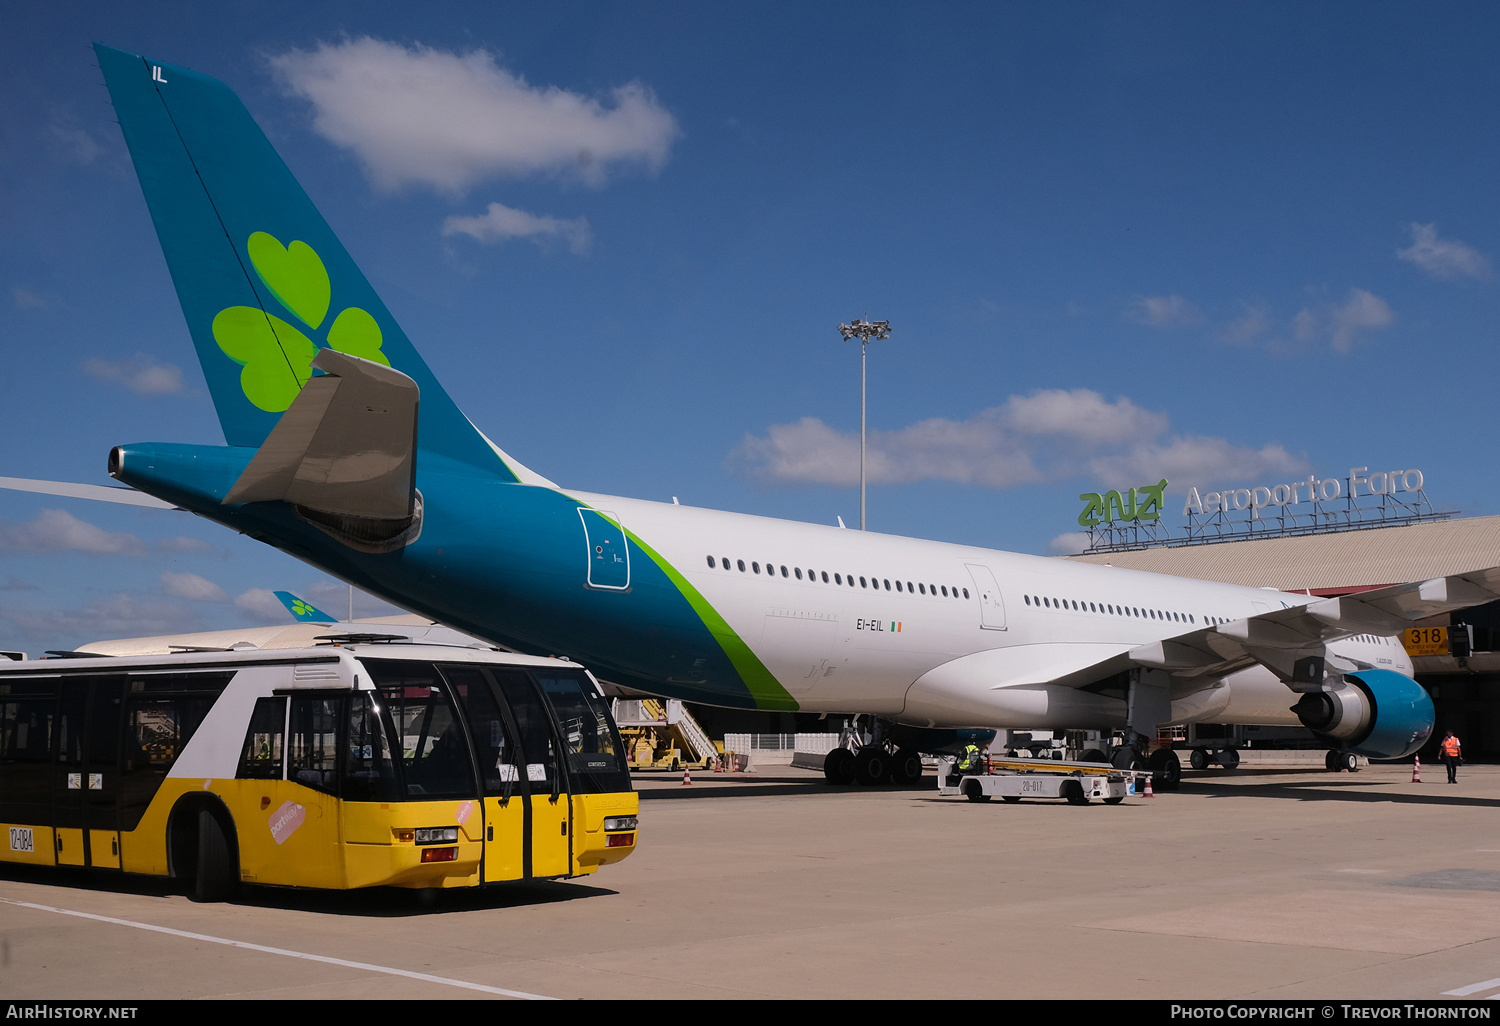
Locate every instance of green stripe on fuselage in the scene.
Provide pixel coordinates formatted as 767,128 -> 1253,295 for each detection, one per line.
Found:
623,527 -> 798,711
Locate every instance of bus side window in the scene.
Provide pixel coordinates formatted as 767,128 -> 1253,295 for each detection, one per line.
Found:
288,696 -> 341,795
236,697 -> 286,780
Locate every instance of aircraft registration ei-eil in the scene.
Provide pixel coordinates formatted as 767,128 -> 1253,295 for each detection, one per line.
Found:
22,45 -> 1500,788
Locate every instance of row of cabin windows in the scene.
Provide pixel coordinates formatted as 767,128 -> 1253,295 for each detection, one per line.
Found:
1022,601 -> 1395,645
704,555 -> 969,600
1024,593 -> 1198,626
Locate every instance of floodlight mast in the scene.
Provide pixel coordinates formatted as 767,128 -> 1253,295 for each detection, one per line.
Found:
836,318 -> 891,530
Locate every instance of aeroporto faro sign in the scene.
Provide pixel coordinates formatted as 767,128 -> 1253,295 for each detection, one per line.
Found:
1078,466 -> 1426,527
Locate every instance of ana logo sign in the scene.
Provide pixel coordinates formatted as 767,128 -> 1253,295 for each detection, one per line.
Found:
1078,479 -> 1168,528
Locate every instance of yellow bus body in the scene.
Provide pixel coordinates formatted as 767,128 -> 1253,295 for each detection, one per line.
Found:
0,646 -> 638,894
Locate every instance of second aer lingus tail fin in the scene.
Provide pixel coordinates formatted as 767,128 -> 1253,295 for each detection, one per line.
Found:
94,43 -> 520,481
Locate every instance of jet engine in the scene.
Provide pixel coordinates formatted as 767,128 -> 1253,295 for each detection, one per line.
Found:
1290,669 -> 1434,759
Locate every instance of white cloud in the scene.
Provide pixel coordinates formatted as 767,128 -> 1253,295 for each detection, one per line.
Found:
730,389 -> 1307,492
12,287 -> 48,310
1085,436 -> 1305,491
81,354 -> 185,396
1217,304 -> 1270,346
0,594 -> 196,646
999,389 -> 1167,445
1290,288 -> 1394,354
1125,294 -> 1202,328
267,38 -> 681,194
160,572 -> 227,602
235,588 -> 291,623
155,536 -> 217,554
443,201 -> 592,254
0,509 -> 146,556
48,123 -> 102,165
1048,532 -> 1093,555
1397,223 -> 1491,281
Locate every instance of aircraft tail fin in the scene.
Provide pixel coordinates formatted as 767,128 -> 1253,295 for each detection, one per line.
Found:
94,44 -> 525,481
274,591 -> 338,624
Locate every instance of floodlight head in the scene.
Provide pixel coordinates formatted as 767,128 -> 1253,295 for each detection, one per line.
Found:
836,318 -> 892,343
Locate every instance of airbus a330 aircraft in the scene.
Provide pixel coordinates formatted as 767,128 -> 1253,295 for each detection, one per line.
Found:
51,45 -> 1500,787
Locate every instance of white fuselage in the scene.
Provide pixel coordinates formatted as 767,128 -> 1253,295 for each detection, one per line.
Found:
571,491 -> 1411,730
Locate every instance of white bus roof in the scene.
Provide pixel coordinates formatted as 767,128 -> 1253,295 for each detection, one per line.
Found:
0,643 -> 586,678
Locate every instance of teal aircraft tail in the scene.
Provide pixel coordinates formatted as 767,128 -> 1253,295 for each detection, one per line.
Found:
94,44 -> 515,480
274,591 -> 338,624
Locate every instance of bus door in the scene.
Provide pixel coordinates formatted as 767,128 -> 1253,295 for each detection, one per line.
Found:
489,669 -> 572,878
441,665 -> 527,883
54,677 -> 125,870
0,677 -> 59,865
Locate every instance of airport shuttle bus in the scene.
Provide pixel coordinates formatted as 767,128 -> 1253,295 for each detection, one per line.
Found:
0,643 -> 639,900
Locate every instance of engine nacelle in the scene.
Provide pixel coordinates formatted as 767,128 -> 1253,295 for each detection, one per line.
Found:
1290,669 -> 1433,759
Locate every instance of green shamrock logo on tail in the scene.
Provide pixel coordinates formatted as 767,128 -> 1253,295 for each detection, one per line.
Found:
211,232 -> 390,412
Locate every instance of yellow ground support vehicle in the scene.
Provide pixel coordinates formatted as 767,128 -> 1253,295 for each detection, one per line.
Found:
0,643 -> 637,900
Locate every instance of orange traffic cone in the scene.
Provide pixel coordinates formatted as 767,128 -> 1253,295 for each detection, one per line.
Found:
1143,774 -> 1155,798
1412,755 -> 1422,783
682,765 -> 692,786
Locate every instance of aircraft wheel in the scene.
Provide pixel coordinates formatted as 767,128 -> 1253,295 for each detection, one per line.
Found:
963,779 -> 991,803
890,749 -> 923,786
1325,749 -> 1342,772
1062,779 -> 1090,805
1111,748 -> 1144,771
1342,751 -> 1360,773
1219,748 -> 1240,770
1081,748 -> 1109,763
1190,748 -> 1209,770
823,748 -> 856,785
855,747 -> 888,786
1148,749 -> 1182,791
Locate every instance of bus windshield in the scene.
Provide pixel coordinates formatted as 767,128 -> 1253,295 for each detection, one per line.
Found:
532,670 -> 631,794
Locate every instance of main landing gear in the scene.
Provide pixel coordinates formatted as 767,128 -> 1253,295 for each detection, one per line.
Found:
1325,749 -> 1360,772
823,744 -> 925,786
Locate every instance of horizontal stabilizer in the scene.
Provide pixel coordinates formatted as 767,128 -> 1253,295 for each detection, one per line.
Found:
0,476 -> 176,509
224,349 -> 417,519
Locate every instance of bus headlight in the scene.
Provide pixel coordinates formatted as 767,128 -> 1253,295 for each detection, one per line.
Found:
603,816 -> 637,831
415,827 -> 459,844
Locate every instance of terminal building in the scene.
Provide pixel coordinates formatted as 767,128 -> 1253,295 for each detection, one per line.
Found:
1066,512 -> 1500,762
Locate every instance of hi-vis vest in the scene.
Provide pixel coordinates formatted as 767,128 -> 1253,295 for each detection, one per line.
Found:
1442,736 -> 1461,758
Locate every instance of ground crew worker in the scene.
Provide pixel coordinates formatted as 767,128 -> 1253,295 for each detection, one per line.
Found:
957,742 -> 983,775
1440,730 -> 1462,784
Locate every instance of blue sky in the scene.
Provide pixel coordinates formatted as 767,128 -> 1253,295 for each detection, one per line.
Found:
2,2 -> 1498,653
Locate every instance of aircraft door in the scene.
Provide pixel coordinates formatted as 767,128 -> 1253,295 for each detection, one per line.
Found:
579,508 -> 630,590
965,564 -> 1007,631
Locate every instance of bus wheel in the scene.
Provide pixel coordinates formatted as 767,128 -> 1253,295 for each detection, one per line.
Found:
192,809 -> 239,903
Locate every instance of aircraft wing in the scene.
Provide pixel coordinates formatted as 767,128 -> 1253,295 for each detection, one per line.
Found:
0,476 -> 177,509
1073,566 -> 1500,693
